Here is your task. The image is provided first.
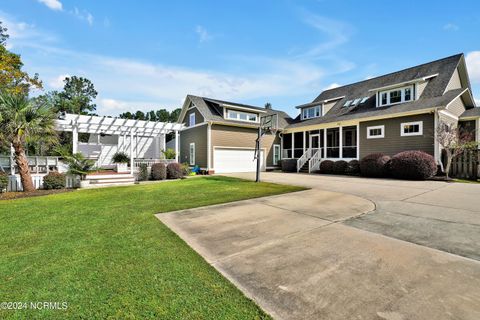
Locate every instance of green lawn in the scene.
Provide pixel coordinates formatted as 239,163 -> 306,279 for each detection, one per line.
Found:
0,176 -> 304,319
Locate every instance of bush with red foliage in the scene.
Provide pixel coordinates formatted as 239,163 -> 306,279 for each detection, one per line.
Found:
151,163 -> 167,180
167,162 -> 184,179
320,160 -> 335,174
360,153 -> 391,177
333,160 -> 348,174
390,150 -> 437,180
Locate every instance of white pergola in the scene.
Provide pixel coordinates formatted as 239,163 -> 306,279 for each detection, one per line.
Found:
56,113 -> 184,174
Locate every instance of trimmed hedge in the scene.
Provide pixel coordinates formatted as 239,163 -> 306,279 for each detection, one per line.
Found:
138,163 -> 149,181
0,172 -> 8,193
280,159 -> 297,172
346,160 -> 360,175
167,162 -> 184,179
390,150 -> 437,180
43,172 -> 66,190
151,163 -> 166,180
360,153 -> 391,177
333,160 -> 348,174
320,160 -> 334,174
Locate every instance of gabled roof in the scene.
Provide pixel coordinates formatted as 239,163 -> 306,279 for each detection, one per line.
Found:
182,95 -> 293,129
287,54 -> 473,129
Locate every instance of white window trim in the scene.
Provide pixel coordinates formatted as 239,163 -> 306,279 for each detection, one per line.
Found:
189,142 -> 195,165
367,125 -> 385,139
378,85 -> 414,107
301,105 -> 322,120
225,109 -> 259,123
400,121 -> 423,137
189,113 -> 195,127
273,144 -> 281,165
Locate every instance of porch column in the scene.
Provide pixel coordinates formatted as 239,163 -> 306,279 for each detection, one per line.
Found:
175,130 -> 179,162
323,129 -> 327,158
356,125 -> 360,160
292,133 -> 295,159
130,129 -> 134,175
72,125 -> 78,154
303,131 -> 306,153
339,126 -> 343,159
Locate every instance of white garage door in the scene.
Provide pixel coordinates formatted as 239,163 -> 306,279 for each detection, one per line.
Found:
214,148 -> 265,173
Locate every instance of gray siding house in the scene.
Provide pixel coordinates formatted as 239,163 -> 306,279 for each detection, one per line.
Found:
177,95 -> 291,173
179,54 -> 479,173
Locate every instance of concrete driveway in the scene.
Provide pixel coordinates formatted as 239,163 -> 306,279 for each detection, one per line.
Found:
157,173 -> 480,320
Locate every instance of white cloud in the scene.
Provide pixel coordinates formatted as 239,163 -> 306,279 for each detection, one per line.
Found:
324,83 -> 340,90
443,23 -> 459,31
37,0 -> 63,11
71,7 -> 94,26
0,12 -> 57,49
466,51 -> 480,84
48,74 -> 70,89
298,12 -> 352,59
475,98 -> 479,106
195,25 -> 212,43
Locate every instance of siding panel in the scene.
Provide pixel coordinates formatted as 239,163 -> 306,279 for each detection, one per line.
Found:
446,96 -> 466,118
184,107 -> 204,126
211,124 -> 280,167
360,113 -> 435,158
446,68 -> 462,91
179,125 -> 208,167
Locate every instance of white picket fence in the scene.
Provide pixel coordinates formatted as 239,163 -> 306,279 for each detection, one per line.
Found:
6,174 -> 79,192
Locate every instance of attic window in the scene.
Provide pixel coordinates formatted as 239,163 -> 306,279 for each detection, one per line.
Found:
226,109 -> 258,123
378,85 -> 414,107
301,105 -> 321,119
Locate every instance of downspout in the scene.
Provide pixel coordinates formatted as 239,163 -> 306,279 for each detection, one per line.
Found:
207,122 -> 212,173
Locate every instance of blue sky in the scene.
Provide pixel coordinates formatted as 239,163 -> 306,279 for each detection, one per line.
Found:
1,0 -> 480,116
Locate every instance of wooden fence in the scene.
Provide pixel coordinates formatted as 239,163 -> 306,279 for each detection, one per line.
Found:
450,150 -> 480,180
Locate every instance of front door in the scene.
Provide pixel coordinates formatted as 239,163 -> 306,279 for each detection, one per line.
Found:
310,134 -> 320,152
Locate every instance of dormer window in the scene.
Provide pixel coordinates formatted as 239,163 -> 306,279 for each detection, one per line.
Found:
226,109 -> 258,123
301,105 -> 321,120
378,85 -> 414,107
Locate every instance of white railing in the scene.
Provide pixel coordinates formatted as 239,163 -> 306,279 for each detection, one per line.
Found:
0,156 -> 64,174
134,158 -> 176,168
6,174 -> 79,192
308,149 -> 322,173
296,148 -> 312,172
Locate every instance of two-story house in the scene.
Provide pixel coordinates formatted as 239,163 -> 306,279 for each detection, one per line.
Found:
178,53 -> 479,174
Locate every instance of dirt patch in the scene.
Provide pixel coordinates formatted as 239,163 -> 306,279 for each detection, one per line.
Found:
0,189 -> 74,200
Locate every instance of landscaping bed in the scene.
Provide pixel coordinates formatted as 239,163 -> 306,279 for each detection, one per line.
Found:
0,176 -> 303,319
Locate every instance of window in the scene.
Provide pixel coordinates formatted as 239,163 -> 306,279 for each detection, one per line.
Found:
189,113 -> 195,127
273,144 -> 281,165
400,121 -> 423,136
226,109 -> 258,122
367,125 -> 385,139
378,85 -> 414,107
301,105 -> 321,119
189,143 -> 195,165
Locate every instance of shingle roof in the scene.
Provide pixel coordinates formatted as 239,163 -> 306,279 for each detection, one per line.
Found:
287,54 -> 466,128
460,107 -> 480,119
186,95 -> 293,129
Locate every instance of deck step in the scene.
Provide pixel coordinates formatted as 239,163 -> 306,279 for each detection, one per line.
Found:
85,174 -> 133,180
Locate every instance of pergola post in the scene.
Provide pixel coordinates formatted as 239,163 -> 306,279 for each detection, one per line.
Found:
175,130 -> 179,162
72,125 -> 78,154
130,129 -> 134,175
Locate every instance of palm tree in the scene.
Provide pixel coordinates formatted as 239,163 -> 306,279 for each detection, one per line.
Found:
0,93 -> 57,192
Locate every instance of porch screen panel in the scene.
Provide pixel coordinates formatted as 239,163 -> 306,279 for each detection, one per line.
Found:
342,126 -> 357,158
326,128 -> 340,158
